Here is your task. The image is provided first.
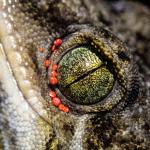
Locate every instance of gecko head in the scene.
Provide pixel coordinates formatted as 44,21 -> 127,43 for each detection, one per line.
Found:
0,1 -> 149,150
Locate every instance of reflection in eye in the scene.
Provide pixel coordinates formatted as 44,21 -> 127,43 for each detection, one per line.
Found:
48,24 -> 139,114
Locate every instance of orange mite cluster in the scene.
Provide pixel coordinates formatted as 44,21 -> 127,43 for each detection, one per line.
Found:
43,38 -> 69,113
49,39 -> 62,85
49,90 -> 69,113
49,64 -> 58,85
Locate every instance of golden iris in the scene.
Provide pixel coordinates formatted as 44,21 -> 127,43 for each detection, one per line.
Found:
57,46 -> 114,105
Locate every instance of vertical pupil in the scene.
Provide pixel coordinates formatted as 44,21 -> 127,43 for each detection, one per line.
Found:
57,46 -> 115,105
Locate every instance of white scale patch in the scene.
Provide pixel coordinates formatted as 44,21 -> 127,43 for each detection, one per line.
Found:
69,115 -> 88,150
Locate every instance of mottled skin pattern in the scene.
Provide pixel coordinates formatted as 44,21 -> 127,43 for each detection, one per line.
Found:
0,0 -> 150,150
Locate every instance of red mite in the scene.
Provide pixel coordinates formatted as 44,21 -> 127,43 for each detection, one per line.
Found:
59,104 -> 69,113
54,39 -> 62,47
52,64 -> 58,71
49,90 -> 56,98
51,71 -> 57,77
51,38 -> 62,52
50,77 -> 58,85
63,107 -> 69,113
52,97 -> 61,106
44,60 -> 51,68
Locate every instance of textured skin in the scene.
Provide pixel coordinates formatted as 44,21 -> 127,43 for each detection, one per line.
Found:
0,0 -> 150,150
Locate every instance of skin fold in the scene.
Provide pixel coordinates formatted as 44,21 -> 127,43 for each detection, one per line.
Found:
0,0 -> 150,150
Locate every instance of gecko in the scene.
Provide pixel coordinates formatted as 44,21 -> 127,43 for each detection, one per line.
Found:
0,0 -> 150,149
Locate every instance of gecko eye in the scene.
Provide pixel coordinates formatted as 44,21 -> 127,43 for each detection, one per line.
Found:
48,24 -> 139,114
57,46 -> 114,105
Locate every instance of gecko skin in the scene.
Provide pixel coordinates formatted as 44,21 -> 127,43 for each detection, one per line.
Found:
0,0 -> 150,150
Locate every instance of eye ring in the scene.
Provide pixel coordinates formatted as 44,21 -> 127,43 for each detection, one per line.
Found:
48,24 -> 139,114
